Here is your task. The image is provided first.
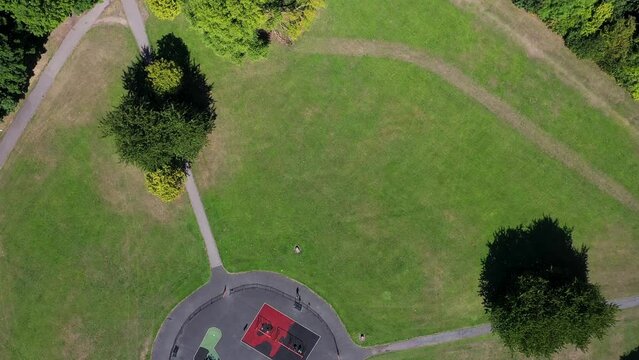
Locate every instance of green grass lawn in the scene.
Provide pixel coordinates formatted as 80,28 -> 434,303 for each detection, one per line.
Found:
309,0 -> 639,201
2,0 -> 637,357
148,5 -> 639,344
0,26 -> 209,359
371,307 -> 639,360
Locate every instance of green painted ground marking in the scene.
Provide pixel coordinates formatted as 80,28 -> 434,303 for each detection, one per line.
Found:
198,327 -> 222,360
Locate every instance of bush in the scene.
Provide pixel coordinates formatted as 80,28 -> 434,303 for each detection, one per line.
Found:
144,165 -> 186,202
185,0 -> 269,60
146,58 -> 183,94
145,0 -> 182,20
277,0 -> 326,41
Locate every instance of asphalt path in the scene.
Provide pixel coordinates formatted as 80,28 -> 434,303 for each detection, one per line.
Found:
0,0 -> 111,170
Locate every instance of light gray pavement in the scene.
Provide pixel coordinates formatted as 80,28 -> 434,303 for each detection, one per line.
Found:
186,170 -> 223,268
613,295 -> 639,310
121,0 -> 149,49
368,295 -> 639,355
369,324 -> 492,355
0,0 -> 110,170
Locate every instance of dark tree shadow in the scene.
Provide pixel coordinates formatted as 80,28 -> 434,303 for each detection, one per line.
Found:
621,347 -> 639,360
0,12 -> 46,117
156,33 -> 215,117
107,33 -> 216,171
121,33 -> 215,128
479,216 -> 589,308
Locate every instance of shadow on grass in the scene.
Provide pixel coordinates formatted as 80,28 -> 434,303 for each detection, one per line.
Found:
122,33 -> 215,121
621,347 -> 639,360
479,216 -> 589,307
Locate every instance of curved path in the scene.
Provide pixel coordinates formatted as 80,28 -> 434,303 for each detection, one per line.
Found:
0,0 -> 110,169
152,267 -> 370,360
297,37 -> 639,214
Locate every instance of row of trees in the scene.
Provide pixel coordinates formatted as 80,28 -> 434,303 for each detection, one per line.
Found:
101,34 -> 215,201
512,0 -> 639,99
146,0 -> 325,60
1,0 -> 98,119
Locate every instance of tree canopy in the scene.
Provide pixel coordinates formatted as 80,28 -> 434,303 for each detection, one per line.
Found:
185,0 -> 270,60
512,0 -> 639,100
101,34 -> 215,201
0,12 -> 45,119
185,0 -> 325,60
0,0 -> 98,36
146,58 -> 183,94
145,0 -> 183,21
479,217 -> 618,357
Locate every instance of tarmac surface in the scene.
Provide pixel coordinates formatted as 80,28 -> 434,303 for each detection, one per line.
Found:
154,267 -> 370,360
174,286 -> 337,360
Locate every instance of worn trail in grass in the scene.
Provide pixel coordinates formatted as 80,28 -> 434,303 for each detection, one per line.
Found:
298,37 -> 639,213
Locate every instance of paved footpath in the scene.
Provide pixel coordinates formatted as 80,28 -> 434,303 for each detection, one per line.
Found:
121,0 -> 149,49
0,0 -> 110,170
185,169 -> 223,268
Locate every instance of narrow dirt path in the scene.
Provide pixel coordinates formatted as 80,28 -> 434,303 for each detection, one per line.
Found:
453,0 -> 639,136
298,38 -> 639,213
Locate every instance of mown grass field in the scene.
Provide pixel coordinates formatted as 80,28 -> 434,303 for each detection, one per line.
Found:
147,0 -> 639,346
372,307 -> 639,360
0,26 -> 209,359
2,0 -> 638,358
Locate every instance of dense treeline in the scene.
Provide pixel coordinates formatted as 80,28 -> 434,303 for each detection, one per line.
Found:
146,0 -> 325,60
0,0 -> 97,119
513,0 -> 639,99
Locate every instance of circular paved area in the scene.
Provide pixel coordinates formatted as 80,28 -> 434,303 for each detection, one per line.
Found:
174,286 -> 339,359
153,267 -> 370,360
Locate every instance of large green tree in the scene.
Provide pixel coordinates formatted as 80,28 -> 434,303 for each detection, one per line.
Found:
0,0 -> 98,36
479,217 -> 618,358
0,12 -> 45,119
101,34 -> 215,201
